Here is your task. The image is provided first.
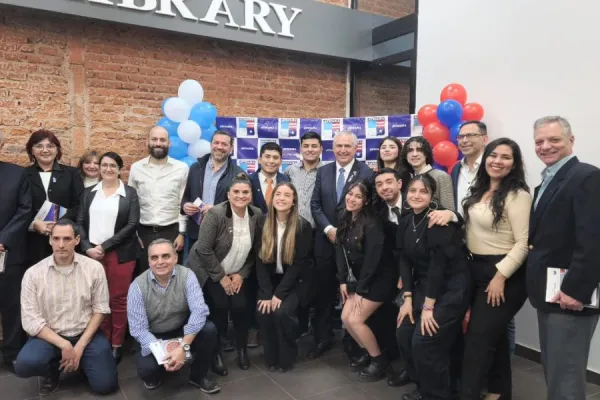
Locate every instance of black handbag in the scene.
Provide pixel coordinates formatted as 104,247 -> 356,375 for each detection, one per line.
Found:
342,245 -> 357,294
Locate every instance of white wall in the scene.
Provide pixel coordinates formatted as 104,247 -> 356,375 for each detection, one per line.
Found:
415,0 -> 600,372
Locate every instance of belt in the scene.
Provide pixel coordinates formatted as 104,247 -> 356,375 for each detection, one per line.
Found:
140,223 -> 178,233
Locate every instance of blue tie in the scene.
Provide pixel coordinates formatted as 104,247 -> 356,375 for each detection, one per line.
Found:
337,167 -> 346,202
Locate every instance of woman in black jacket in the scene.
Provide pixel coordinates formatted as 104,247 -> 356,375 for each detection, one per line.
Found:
336,181 -> 397,382
396,174 -> 470,400
77,152 -> 140,364
255,182 -> 314,372
25,129 -> 84,266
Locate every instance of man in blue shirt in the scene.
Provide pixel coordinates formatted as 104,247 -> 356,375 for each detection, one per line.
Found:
127,238 -> 219,394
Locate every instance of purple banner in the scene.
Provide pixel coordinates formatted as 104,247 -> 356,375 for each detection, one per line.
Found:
236,138 -> 258,159
343,117 -> 365,139
216,117 -> 237,137
257,118 -> 279,139
365,139 -> 382,161
300,118 -> 322,135
322,140 -> 335,162
279,139 -> 301,161
388,115 -> 411,138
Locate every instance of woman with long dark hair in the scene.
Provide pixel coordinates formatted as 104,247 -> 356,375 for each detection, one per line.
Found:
255,182 -> 314,372
401,136 -> 455,211
395,174 -> 470,400
460,138 -> 531,400
336,181 -> 397,382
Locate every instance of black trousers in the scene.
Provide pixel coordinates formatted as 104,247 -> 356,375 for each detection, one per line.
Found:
311,255 -> 338,344
245,268 -> 259,331
136,321 -> 217,383
460,254 -> 527,400
136,223 -> 181,275
204,279 -> 248,349
257,278 -> 300,369
0,265 -> 26,363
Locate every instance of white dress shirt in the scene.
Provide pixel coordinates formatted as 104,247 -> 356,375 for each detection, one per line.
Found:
387,194 -> 404,225
128,156 -> 189,232
221,208 -> 252,275
324,159 -> 356,234
89,181 -> 126,246
40,171 -> 52,197
456,154 -> 483,216
276,220 -> 286,274
259,171 -> 277,198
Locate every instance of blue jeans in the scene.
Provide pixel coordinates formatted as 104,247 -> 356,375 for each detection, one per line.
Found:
14,332 -> 118,394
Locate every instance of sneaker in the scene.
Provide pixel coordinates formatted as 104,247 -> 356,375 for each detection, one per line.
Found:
190,377 -> 221,394
39,369 -> 60,396
143,380 -> 163,390
247,329 -> 259,348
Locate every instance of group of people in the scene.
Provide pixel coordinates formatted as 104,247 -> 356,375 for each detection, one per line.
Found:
0,114 -> 597,400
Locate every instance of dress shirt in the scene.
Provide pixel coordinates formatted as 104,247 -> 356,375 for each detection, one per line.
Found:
127,268 -> 209,356
259,171 -> 277,195
534,154 -> 576,209
220,208 -> 252,275
39,171 -> 51,196
387,195 -> 403,225
457,154 -> 483,217
21,253 -> 110,337
285,160 -> 322,227
128,156 -> 189,232
325,159 -> 356,234
276,220 -> 286,274
89,181 -> 126,246
202,157 -> 227,205
83,177 -> 99,188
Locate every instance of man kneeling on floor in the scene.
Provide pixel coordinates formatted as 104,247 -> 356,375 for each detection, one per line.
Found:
127,238 -> 220,394
14,219 -> 117,396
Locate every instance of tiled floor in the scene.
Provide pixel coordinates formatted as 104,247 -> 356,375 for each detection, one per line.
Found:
2,336 -> 600,400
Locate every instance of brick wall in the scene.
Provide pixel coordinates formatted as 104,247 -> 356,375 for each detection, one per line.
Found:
0,1 -> 413,171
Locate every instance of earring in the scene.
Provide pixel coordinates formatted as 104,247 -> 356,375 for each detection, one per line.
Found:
403,200 -> 412,210
428,200 -> 439,211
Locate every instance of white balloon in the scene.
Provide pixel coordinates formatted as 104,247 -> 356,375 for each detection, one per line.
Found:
163,97 -> 191,123
178,80 -> 204,106
188,139 -> 211,159
177,120 -> 202,144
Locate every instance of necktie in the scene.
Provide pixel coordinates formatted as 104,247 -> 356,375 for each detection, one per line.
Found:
336,167 -> 346,202
265,177 -> 274,207
391,206 -> 402,223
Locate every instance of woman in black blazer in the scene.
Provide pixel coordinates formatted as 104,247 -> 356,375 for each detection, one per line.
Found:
255,182 -> 314,373
25,130 -> 84,266
77,152 -> 140,364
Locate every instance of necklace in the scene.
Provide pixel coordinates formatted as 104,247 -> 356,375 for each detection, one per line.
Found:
411,211 -> 429,232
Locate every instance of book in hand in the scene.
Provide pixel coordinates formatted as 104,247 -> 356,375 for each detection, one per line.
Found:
193,197 -> 205,225
546,267 -> 600,309
34,201 -> 67,223
149,337 -> 183,365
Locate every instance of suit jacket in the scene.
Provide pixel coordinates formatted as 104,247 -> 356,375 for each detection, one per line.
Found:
450,162 -> 461,211
77,183 -> 141,264
249,170 -> 291,213
181,155 -> 243,240
186,201 -> 263,286
527,157 -> 600,315
26,162 -> 84,265
310,160 -> 374,258
0,162 -> 32,266
255,215 -> 315,306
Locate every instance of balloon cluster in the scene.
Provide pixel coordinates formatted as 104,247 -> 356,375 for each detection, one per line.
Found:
157,80 -> 218,167
417,84 -> 485,171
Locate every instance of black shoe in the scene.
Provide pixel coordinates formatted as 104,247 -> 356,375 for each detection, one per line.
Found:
39,370 -> 60,396
359,354 -> 389,382
268,365 -> 278,372
220,336 -> 235,352
307,341 -> 333,359
112,347 -> 123,365
190,377 -> 221,394
211,353 -> 228,376
350,353 -> 370,372
143,380 -> 163,390
237,348 -> 250,370
278,365 -> 293,373
403,389 -> 423,400
247,329 -> 259,348
387,368 -> 411,387
1,360 -> 15,374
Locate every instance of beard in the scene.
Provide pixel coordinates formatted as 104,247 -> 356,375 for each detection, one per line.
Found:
149,145 -> 168,159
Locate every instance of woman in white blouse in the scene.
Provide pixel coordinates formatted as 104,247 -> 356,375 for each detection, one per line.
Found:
77,152 -> 140,365
186,173 -> 263,375
77,150 -> 100,188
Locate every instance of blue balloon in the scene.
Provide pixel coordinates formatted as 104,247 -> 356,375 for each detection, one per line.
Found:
437,100 -> 464,127
180,156 -> 197,167
433,162 -> 447,172
201,125 -> 217,141
450,122 -> 462,145
157,117 -> 179,137
189,102 -> 218,130
168,136 -> 188,160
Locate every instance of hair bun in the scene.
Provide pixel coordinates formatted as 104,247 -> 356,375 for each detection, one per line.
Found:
235,172 -> 249,180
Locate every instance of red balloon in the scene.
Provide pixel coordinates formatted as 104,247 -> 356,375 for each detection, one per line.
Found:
440,83 -> 467,105
433,141 -> 460,167
462,102 -> 484,121
423,122 -> 450,146
417,104 -> 438,126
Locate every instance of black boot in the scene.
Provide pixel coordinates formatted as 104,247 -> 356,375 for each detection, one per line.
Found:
112,347 -> 123,365
211,353 -> 228,376
359,354 -> 389,382
350,349 -> 370,372
387,367 -> 411,387
220,335 -> 235,352
237,348 -> 250,370
402,389 -> 424,400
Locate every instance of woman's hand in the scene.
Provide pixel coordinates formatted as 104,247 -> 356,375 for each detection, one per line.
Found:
421,308 -> 439,336
220,276 -> 233,295
85,248 -> 104,260
271,296 -> 282,310
340,284 -> 349,304
352,294 -> 364,315
34,220 -> 54,236
230,274 -> 243,294
257,300 -> 272,314
486,272 -> 506,307
397,299 -> 414,327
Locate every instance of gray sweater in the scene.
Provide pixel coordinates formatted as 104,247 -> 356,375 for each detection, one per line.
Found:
425,168 -> 456,212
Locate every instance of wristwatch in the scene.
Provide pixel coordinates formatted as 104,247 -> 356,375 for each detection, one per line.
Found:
181,343 -> 192,361
181,343 -> 191,352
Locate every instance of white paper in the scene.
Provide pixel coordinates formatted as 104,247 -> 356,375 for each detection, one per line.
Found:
149,341 -> 168,365
193,197 -> 204,208
546,267 -> 599,309
0,251 -> 6,274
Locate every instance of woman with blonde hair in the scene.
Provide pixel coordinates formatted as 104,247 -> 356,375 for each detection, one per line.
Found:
77,150 -> 101,188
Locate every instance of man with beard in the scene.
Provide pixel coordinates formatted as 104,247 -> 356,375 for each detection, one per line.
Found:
129,126 -> 189,273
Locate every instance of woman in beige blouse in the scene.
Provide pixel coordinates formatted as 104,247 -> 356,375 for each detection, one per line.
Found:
460,138 -> 532,400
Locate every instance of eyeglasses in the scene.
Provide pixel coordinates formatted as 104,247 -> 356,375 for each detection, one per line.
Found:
33,144 -> 57,151
100,164 -> 119,170
456,133 -> 486,141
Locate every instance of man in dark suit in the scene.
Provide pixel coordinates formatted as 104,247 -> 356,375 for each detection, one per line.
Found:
309,131 -> 374,358
182,131 -> 243,248
0,133 -> 33,370
527,116 -> 600,400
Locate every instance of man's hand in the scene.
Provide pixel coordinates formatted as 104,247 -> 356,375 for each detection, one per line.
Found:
201,204 -> 213,215
428,210 -> 456,228
0,243 -> 4,252
327,228 -> 337,244
183,202 -> 201,216
271,295 -> 282,310
173,234 -> 185,252
258,299 -> 272,314
59,341 -> 80,372
551,290 -> 584,311
164,347 -> 186,372
230,274 -> 243,294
